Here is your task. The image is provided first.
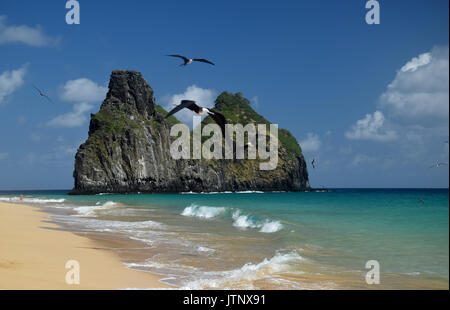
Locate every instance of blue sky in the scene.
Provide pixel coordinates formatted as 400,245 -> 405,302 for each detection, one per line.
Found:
0,0 -> 448,190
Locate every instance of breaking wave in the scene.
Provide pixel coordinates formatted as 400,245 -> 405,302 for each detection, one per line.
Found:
181,251 -> 304,289
232,210 -> 283,233
180,205 -> 283,233
73,201 -> 118,217
181,204 -> 226,219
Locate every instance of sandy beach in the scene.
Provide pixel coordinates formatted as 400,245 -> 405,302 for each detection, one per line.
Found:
0,201 -> 169,290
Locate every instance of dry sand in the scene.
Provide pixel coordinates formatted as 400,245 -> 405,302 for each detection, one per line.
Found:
0,201 -> 169,290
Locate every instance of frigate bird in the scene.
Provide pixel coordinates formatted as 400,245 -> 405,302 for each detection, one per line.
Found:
311,158 -> 316,169
167,54 -> 215,66
430,162 -> 448,168
166,100 -> 226,136
32,84 -> 54,103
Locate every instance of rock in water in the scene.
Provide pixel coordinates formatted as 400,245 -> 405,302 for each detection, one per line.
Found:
70,70 -> 310,194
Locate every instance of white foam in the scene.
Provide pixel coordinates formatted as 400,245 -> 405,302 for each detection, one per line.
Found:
232,210 -> 260,229
235,191 -> 264,194
181,251 -> 304,289
73,201 -> 117,217
231,210 -> 283,233
181,191 -> 263,194
181,204 -> 226,219
259,220 -> 283,233
0,196 -> 66,204
197,246 -> 215,253
57,215 -> 166,231
100,220 -> 164,230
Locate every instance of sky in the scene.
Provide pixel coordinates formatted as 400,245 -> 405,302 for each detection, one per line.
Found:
0,0 -> 448,190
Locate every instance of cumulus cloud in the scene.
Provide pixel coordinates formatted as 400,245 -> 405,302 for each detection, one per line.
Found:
0,15 -> 60,47
60,78 -> 107,103
162,85 -> 216,125
300,133 -> 322,152
0,64 -> 27,104
379,46 -> 449,126
400,52 -> 431,72
345,111 -> 397,142
47,102 -> 93,128
47,78 -> 106,128
344,46 -> 449,175
346,46 -> 449,145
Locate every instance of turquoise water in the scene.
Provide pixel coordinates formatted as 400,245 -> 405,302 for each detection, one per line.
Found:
1,189 -> 448,289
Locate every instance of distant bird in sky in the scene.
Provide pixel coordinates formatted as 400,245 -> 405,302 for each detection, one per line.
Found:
311,158 -> 316,169
166,100 -> 226,136
167,54 -> 215,66
429,162 -> 448,168
32,84 -> 54,103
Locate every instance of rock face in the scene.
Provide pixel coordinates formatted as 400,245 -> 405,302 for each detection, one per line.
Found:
70,70 -> 310,194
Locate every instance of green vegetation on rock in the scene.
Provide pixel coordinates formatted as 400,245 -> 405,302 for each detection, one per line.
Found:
203,91 -> 303,157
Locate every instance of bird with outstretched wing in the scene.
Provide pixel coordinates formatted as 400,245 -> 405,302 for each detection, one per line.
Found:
32,84 -> 54,104
167,54 -> 215,66
166,100 -> 225,136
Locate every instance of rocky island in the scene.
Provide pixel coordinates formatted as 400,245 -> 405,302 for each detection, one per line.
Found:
70,70 -> 310,194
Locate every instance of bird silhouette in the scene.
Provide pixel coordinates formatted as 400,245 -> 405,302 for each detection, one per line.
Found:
167,54 -> 215,66
166,100 -> 226,136
32,84 -> 54,103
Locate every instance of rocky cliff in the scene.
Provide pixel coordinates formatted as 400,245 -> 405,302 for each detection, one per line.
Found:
70,70 -> 310,194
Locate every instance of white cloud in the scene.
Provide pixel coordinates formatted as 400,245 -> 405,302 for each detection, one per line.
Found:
0,64 -> 27,104
47,102 -> 94,128
345,111 -> 397,142
400,52 -> 431,72
61,78 -> 107,103
344,46 -> 449,176
300,133 -> 322,152
0,15 -> 60,47
346,45 -> 449,144
162,85 -> 216,125
47,78 -> 106,128
379,46 -> 449,125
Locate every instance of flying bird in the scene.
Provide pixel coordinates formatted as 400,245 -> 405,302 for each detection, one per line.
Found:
166,100 -> 226,136
311,158 -> 316,169
167,54 -> 215,66
429,162 -> 448,168
32,84 -> 54,103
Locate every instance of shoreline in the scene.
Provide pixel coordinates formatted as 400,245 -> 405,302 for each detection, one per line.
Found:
0,201 -> 170,290
1,192 -> 448,290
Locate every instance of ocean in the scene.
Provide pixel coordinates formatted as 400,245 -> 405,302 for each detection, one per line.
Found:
1,189 -> 448,289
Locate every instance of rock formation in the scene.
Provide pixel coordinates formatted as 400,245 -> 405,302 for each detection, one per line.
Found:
70,70 -> 310,194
